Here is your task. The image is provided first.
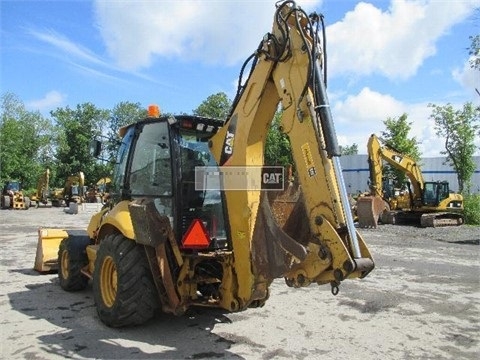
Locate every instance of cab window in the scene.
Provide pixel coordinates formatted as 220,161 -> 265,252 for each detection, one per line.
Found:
129,122 -> 172,197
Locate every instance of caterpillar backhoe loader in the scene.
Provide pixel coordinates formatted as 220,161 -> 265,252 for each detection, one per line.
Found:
34,0 -> 374,327
30,168 -> 50,208
357,134 -> 464,228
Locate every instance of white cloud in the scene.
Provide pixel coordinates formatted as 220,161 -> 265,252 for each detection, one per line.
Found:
326,0 -> 477,80
93,0 -> 322,70
331,87 -> 461,157
26,90 -> 66,111
29,28 -> 105,66
453,57 -> 480,99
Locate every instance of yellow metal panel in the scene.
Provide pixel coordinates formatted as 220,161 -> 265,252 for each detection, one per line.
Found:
97,200 -> 135,240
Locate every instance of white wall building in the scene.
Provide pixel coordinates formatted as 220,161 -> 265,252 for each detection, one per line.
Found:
340,155 -> 480,195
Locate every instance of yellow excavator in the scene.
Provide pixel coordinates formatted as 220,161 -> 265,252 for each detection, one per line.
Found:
356,134 -> 464,228
30,168 -> 50,208
34,1 -> 374,327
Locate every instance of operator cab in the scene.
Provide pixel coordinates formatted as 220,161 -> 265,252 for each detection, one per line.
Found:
111,111 -> 229,251
3,181 -> 21,193
422,181 -> 450,206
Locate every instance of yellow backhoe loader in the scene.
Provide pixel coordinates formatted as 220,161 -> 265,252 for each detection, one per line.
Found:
34,1 -> 374,327
357,134 -> 464,228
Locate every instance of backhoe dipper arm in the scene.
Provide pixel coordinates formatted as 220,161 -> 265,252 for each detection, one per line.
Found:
209,1 -> 374,310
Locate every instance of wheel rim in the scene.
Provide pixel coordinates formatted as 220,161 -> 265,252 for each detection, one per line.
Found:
100,256 -> 117,308
60,249 -> 69,279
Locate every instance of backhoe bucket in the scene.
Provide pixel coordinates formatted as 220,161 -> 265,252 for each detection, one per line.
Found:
34,228 -> 68,272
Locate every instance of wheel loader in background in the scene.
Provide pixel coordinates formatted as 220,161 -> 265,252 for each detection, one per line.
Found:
356,134 -> 464,228
35,0 -> 374,328
51,172 -> 86,207
85,177 -> 111,203
30,168 -> 50,208
50,188 -> 66,207
1,180 -> 31,209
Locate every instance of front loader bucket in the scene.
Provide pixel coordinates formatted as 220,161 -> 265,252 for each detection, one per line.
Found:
34,228 -> 68,272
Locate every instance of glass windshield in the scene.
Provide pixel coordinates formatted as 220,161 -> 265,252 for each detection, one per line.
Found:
113,126 -> 134,199
129,122 -> 172,197
423,182 -> 449,206
5,182 -> 20,192
423,182 -> 437,205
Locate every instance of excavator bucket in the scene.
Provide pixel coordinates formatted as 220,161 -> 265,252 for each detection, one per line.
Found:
356,196 -> 387,228
34,228 -> 68,272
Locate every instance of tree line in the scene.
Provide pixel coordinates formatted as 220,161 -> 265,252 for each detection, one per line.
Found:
0,93 -> 148,190
0,91 -> 478,196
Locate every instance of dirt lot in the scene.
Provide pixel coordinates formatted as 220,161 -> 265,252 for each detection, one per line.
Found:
1,205 -> 479,360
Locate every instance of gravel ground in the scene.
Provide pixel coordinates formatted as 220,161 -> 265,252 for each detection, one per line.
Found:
0,205 -> 479,359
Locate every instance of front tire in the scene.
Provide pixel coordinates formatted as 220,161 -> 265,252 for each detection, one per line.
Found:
58,237 -> 89,291
92,233 -> 159,327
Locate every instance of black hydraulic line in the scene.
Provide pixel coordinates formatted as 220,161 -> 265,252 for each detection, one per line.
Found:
228,52 -> 258,120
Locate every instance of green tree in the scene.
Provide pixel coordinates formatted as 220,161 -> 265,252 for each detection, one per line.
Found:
0,93 -> 53,189
469,34 -> 480,71
51,103 -> 110,187
104,101 -> 146,166
194,92 -> 294,168
340,143 -> 358,155
193,92 -> 231,119
381,113 -> 421,188
265,111 -> 293,167
429,102 -> 480,193
467,7 -> 480,71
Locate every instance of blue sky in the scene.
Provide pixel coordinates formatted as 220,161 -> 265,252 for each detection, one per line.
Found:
1,0 -> 479,156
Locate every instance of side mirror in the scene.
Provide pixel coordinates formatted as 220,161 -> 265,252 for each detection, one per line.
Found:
90,140 -> 102,157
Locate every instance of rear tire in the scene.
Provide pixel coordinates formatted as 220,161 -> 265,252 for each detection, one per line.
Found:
2,195 -> 10,209
58,238 -> 89,291
92,233 -> 159,327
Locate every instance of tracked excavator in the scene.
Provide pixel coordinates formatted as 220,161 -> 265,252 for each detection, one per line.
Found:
34,1 -> 374,327
356,134 -> 464,228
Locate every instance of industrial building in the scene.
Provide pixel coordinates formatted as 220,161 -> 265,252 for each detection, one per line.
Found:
340,155 -> 480,195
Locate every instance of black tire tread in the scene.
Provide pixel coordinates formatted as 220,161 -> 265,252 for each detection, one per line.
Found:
58,238 -> 89,291
93,233 -> 159,327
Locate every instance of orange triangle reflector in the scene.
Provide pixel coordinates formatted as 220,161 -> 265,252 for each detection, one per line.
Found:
181,219 -> 211,249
